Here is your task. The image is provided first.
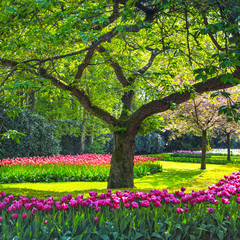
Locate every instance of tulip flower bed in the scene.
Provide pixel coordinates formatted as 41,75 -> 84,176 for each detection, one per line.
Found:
0,154 -> 162,183
1,171 -> 240,239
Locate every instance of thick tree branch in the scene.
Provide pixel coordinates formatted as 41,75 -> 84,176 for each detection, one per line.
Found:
192,99 -> 202,128
75,24 -> 141,80
128,72 -> 239,131
97,45 -> 128,87
202,14 -> 225,51
93,1 -> 120,31
13,25 -> 140,68
133,48 -> 162,78
38,48 -> 91,64
75,47 -> 96,79
0,59 -> 19,68
0,58 -> 117,126
38,68 -> 117,126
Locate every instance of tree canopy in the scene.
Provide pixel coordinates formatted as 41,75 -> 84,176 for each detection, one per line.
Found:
1,0 -> 240,188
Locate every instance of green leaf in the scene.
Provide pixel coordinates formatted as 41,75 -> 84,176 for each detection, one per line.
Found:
231,59 -> 240,66
223,60 -> 232,67
217,230 -> 224,240
189,235 -> 196,240
133,232 -> 143,240
117,26 -> 125,32
151,232 -> 162,238
220,91 -> 231,98
112,232 -> 118,240
82,35 -> 89,43
100,235 -> 110,240
14,82 -> 22,88
210,92 -> 219,98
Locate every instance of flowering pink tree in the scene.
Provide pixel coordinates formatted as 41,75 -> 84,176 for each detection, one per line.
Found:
163,89 -> 239,169
212,89 -> 240,160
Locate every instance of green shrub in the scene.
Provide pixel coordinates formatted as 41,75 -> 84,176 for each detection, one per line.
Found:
0,110 -> 60,158
171,153 -> 211,158
161,157 -> 228,165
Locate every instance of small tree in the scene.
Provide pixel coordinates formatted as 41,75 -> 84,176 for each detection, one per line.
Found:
213,121 -> 240,160
212,89 -> 240,160
163,90 -> 238,169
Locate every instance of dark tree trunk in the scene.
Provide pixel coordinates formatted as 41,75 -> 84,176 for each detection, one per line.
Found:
201,129 -> 207,170
28,91 -> 35,110
107,131 -> 135,188
227,132 -> 231,161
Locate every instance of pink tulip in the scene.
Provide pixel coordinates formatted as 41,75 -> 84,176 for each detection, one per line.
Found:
12,213 -> 18,219
181,187 -> 186,192
176,208 -> 184,214
62,203 -> 69,210
131,202 -> 138,209
208,208 -> 215,213
31,207 -> 38,214
154,201 -> 162,207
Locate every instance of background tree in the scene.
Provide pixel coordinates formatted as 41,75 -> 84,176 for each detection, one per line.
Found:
162,89 -> 239,169
1,0 -> 239,188
211,88 -> 240,160
213,121 -> 240,161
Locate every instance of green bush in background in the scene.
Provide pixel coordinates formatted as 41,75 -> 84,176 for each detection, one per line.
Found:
0,110 -> 60,158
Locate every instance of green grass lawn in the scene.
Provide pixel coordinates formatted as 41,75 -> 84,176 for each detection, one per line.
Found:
1,160 -> 240,199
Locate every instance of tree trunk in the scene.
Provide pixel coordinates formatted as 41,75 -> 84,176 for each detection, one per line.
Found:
201,129 -> 207,170
28,91 -> 35,110
107,131 -> 135,188
227,132 -> 231,161
79,110 -> 86,153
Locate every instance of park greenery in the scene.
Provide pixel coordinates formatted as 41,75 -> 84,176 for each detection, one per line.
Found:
1,0 -> 240,238
1,161 -> 240,239
1,0 -> 240,188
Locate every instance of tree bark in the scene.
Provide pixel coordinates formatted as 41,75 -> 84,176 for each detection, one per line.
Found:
201,129 -> 207,170
79,110 -> 86,153
107,131 -> 135,188
28,91 -> 35,110
227,132 -> 231,161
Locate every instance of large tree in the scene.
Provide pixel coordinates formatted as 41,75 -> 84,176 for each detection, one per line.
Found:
0,0 -> 240,188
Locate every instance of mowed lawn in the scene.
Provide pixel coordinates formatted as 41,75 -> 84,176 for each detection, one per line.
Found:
1,161 -> 240,199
